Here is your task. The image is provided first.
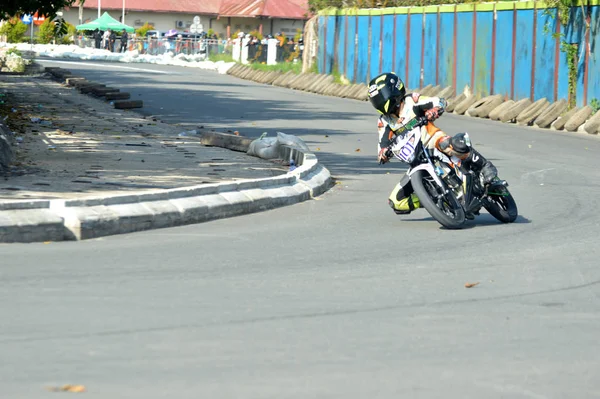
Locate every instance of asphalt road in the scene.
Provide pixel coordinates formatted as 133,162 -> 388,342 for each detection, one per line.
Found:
1,59 -> 600,398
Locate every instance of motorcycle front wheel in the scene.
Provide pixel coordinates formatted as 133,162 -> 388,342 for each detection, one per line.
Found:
411,170 -> 466,229
483,184 -> 518,223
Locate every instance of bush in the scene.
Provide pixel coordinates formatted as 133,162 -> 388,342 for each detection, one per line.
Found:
36,19 -> 56,44
0,18 -> 28,43
135,23 -> 154,37
249,30 -> 263,40
207,28 -> 219,38
60,22 -> 77,44
6,47 -> 23,57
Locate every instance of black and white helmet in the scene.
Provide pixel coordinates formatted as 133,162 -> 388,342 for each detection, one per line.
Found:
367,72 -> 406,115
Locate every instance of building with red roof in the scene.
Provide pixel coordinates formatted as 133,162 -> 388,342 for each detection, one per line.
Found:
63,0 -> 309,38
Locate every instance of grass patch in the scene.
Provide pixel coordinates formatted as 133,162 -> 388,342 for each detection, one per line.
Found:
247,62 -> 302,74
208,53 -> 235,63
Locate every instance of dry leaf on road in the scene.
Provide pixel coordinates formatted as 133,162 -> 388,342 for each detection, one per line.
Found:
47,384 -> 86,393
465,282 -> 480,288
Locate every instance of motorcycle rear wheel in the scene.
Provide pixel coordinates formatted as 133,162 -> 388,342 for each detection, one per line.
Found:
411,170 -> 466,229
484,185 -> 518,223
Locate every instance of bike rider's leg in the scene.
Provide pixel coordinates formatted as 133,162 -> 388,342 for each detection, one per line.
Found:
436,132 -> 497,183
388,174 -> 420,215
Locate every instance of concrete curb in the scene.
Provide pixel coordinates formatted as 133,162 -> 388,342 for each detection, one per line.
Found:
46,67 -> 144,110
0,130 -> 333,243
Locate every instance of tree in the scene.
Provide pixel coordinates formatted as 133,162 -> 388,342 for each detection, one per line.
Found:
135,22 -> 155,37
36,18 -> 55,44
1,0 -> 80,20
0,17 -> 28,43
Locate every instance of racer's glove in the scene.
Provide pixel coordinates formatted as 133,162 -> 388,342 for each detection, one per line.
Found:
378,147 -> 391,164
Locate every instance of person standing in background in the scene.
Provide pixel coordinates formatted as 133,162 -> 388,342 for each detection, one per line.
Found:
120,29 -> 128,53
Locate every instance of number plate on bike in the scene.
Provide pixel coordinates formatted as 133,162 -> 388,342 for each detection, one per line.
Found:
392,131 -> 418,163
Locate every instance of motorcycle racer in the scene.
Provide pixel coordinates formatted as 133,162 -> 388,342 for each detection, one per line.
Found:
368,72 -> 498,215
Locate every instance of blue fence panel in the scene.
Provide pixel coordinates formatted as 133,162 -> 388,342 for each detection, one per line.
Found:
325,16 -> 337,74
335,16 -> 345,76
438,11 -> 454,88
356,15 -> 370,84
456,12 -> 473,93
381,15 -> 394,74
588,6 -> 600,104
346,16 -> 357,82
408,12 -> 423,89
493,10 -> 514,97
423,12 -> 438,87
370,14 -> 382,80
534,10 -> 557,101
514,10 -> 534,99
394,13 -> 408,82
474,11 -> 493,97
318,17 -> 325,74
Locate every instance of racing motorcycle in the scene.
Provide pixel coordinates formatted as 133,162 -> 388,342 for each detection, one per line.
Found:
383,116 -> 518,229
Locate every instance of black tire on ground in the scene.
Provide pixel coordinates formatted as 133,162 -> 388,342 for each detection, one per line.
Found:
483,185 -> 518,223
410,170 -> 466,229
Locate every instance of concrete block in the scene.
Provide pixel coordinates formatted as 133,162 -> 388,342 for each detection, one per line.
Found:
66,77 -> 87,86
142,201 -> 184,229
105,92 -> 131,101
199,131 -> 253,152
92,87 -> 120,96
0,209 -> 66,243
113,100 -> 143,109
170,197 -> 210,224
80,84 -> 106,94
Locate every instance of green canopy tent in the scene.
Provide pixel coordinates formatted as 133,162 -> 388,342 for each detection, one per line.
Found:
76,12 -> 135,33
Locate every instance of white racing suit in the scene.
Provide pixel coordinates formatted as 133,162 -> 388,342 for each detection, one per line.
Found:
378,93 -> 497,214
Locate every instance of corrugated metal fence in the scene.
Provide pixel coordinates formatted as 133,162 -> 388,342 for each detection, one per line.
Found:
318,1 -> 600,106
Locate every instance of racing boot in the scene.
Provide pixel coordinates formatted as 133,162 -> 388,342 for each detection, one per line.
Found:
464,148 -> 498,185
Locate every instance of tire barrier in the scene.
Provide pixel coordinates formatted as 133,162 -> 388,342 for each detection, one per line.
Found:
564,105 -> 593,132
551,107 -> 579,130
427,85 -> 443,96
583,110 -> 600,134
466,94 -> 504,118
488,99 -> 514,121
453,95 -> 479,115
419,84 -> 434,96
446,93 -> 467,113
499,98 -> 532,123
352,84 -> 368,101
437,86 -> 455,99
516,98 -> 550,125
225,65 -> 597,137
534,99 -> 568,129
